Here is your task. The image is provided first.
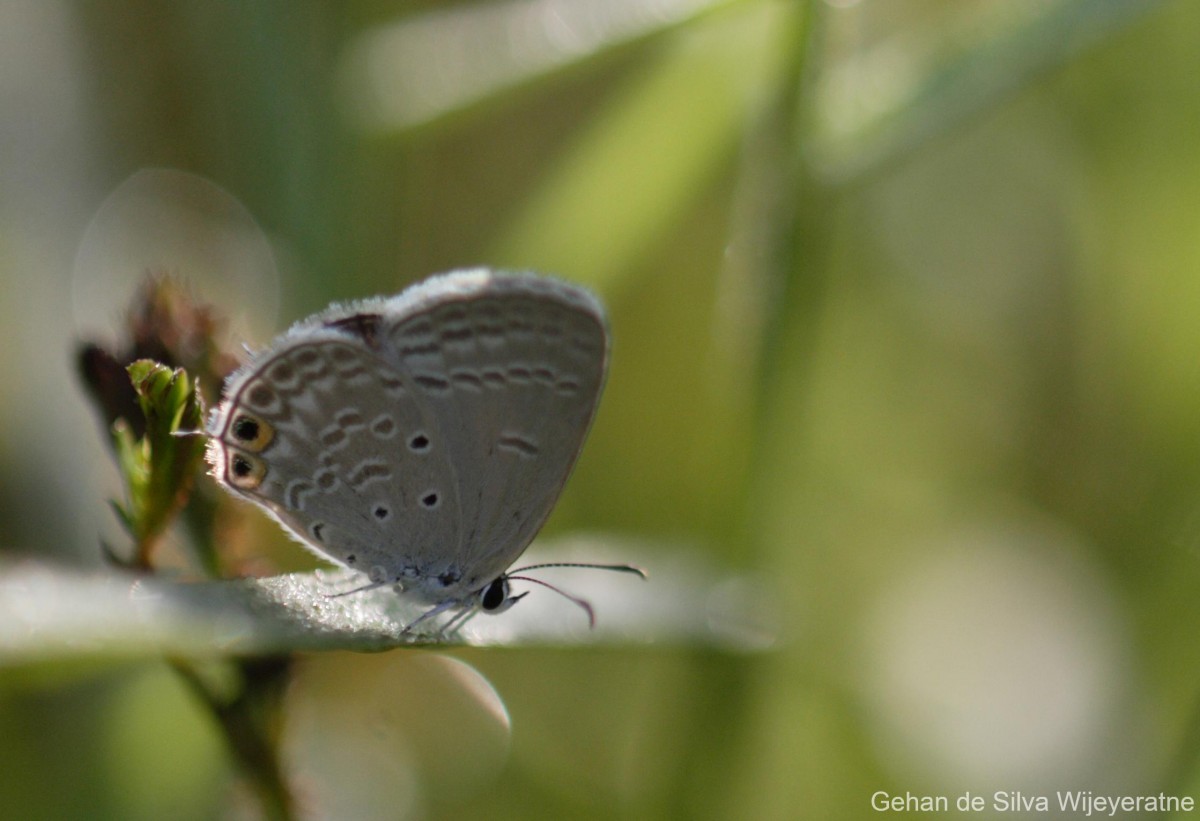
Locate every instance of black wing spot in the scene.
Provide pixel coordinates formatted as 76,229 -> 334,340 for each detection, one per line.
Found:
233,416 -> 259,441
325,313 -> 383,349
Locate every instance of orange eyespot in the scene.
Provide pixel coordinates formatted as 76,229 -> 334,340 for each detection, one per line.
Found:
226,450 -> 267,489
229,412 -> 273,452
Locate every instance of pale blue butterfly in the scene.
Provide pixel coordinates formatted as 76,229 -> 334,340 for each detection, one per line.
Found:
206,268 -> 643,633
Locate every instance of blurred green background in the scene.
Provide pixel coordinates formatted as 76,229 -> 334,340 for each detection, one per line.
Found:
2,0 -> 1200,818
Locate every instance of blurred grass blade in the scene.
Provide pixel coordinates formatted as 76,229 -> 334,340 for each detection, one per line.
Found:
340,0 -> 741,132
808,0 -> 1168,182
491,1 -> 796,286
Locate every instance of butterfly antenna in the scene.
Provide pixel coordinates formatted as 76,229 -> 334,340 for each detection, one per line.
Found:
506,575 -> 600,628
507,561 -> 647,580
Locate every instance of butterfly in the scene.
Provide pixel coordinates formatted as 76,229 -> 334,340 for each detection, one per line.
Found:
206,268 -> 643,633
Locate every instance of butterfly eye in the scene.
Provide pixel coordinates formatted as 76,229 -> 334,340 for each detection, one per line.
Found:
229,412 -> 273,452
480,578 -> 508,611
480,578 -> 526,614
226,450 -> 267,490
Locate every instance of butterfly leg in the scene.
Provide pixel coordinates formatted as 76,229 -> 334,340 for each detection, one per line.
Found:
325,578 -> 390,599
438,604 -> 481,638
400,598 -> 461,636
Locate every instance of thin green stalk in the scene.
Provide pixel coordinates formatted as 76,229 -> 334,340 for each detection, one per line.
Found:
169,656 -> 296,821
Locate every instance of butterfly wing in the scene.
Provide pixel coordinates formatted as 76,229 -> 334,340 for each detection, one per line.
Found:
207,269 -> 608,604
206,323 -> 460,586
375,271 -> 609,591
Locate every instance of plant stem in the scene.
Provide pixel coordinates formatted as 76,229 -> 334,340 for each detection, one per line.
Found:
170,656 -> 296,821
